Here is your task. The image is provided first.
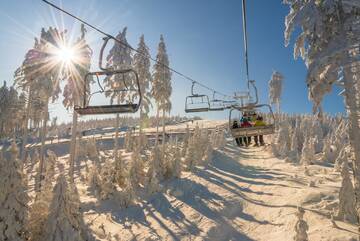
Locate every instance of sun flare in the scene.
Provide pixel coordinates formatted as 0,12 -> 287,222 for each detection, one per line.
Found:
55,45 -> 75,64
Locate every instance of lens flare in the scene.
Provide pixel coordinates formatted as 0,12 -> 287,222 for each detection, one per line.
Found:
55,45 -> 75,64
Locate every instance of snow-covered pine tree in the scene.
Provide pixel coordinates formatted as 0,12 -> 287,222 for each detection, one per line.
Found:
268,70 -> 284,113
114,150 -> 126,188
100,159 -> 118,200
300,137 -> 315,165
337,159 -> 357,223
103,27 -> 132,162
284,0 -> 360,219
44,175 -> 95,241
124,129 -> 135,152
151,35 -> 172,152
181,124 -> 190,157
185,137 -> 197,171
129,142 -> 145,187
133,35 -> 152,134
286,130 -> 300,163
334,145 -> 348,172
86,138 -> 100,165
294,207 -> 309,241
63,24 -> 92,181
147,165 -> 161,196
28,150 -> 57,241
118,179 -> 135,208
172,146 -> 182,178
147,146 -> 162,182
0,142 -> 29,241
87,165 -> 102,197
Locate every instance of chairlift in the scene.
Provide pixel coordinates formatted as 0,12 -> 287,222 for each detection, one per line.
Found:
229,104 -> 275,138
74,36 -> 141,115
209,91 -> 225,111
185,82 -> 210,113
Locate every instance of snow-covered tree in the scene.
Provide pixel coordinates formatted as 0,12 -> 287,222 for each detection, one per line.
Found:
300,137 -> 315,165
103,27 -> 132,161
185,138 -> 197,171
273,120 -> 291,158
133,35 -> 152,133
337,159 -> 357,223
182,125 -> 190,156
87,165 -> 102,197
0,142 -> 29,241
151,35 -> 172,150
62,24 -> 92,180
28,151 -> 57,241
293,207 -> 309,241
284,0 -> 360,218
118,179 -> 135,208
147,146 -> 162,181
114,150 -> 126,188
286,130 -> 300,163
334,145 -> 348,171
147,166 -> 161,196
44,175 -> 94,241
269,70 -> 284,113
14,27 -> 65,165
124,129 -> 134,152
129,143 -> 145,187
99,159 -> 118,200
172,146 -> 182,178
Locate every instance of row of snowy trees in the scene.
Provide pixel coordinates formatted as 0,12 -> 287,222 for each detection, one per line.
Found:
284,0 -> 360,224
271,113 -> 347,165
271,113 -> 359,224
0,143 -> 95,241
86,124 -> 226,207
102,28 -> 172,166
0,81 -> 27,138
0,123 -> 226,240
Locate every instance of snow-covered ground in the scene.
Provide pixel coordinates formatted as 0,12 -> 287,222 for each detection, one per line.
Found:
69,143 -> 356,241
11,119 -> 358,240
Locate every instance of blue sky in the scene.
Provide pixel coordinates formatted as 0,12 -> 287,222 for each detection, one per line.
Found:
0,0 -> 345,123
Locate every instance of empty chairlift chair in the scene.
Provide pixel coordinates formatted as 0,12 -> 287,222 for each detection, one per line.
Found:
185,82 -> 210,113
209,91 -> 225,111
74,36 -> 142,115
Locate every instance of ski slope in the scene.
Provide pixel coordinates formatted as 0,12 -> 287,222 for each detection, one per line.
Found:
57,140 -> 357,241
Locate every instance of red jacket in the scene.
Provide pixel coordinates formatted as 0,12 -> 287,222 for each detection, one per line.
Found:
241,121 -> 252,128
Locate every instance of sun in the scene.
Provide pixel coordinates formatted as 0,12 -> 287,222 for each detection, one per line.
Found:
55,45 -> 75,64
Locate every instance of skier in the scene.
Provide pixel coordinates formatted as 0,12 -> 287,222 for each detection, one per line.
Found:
232,120 -> 243,146
254,116 -> 266,146
240,116 -> 252,146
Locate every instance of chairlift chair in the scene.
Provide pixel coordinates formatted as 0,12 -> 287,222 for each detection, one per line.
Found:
209,91 -> 225,111
185,82 -> 210,113
229,104 -> 275,138
74,36 -> 142,115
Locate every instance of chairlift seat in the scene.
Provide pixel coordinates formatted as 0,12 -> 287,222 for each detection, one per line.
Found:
75,104 -> 138,115
231,124 -> 275,138
185,107 -> 210,113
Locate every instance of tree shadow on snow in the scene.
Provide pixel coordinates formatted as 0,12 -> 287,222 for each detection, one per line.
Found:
163,178 -> 272,240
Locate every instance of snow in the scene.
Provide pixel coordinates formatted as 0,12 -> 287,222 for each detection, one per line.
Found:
1,118 -> 360,240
